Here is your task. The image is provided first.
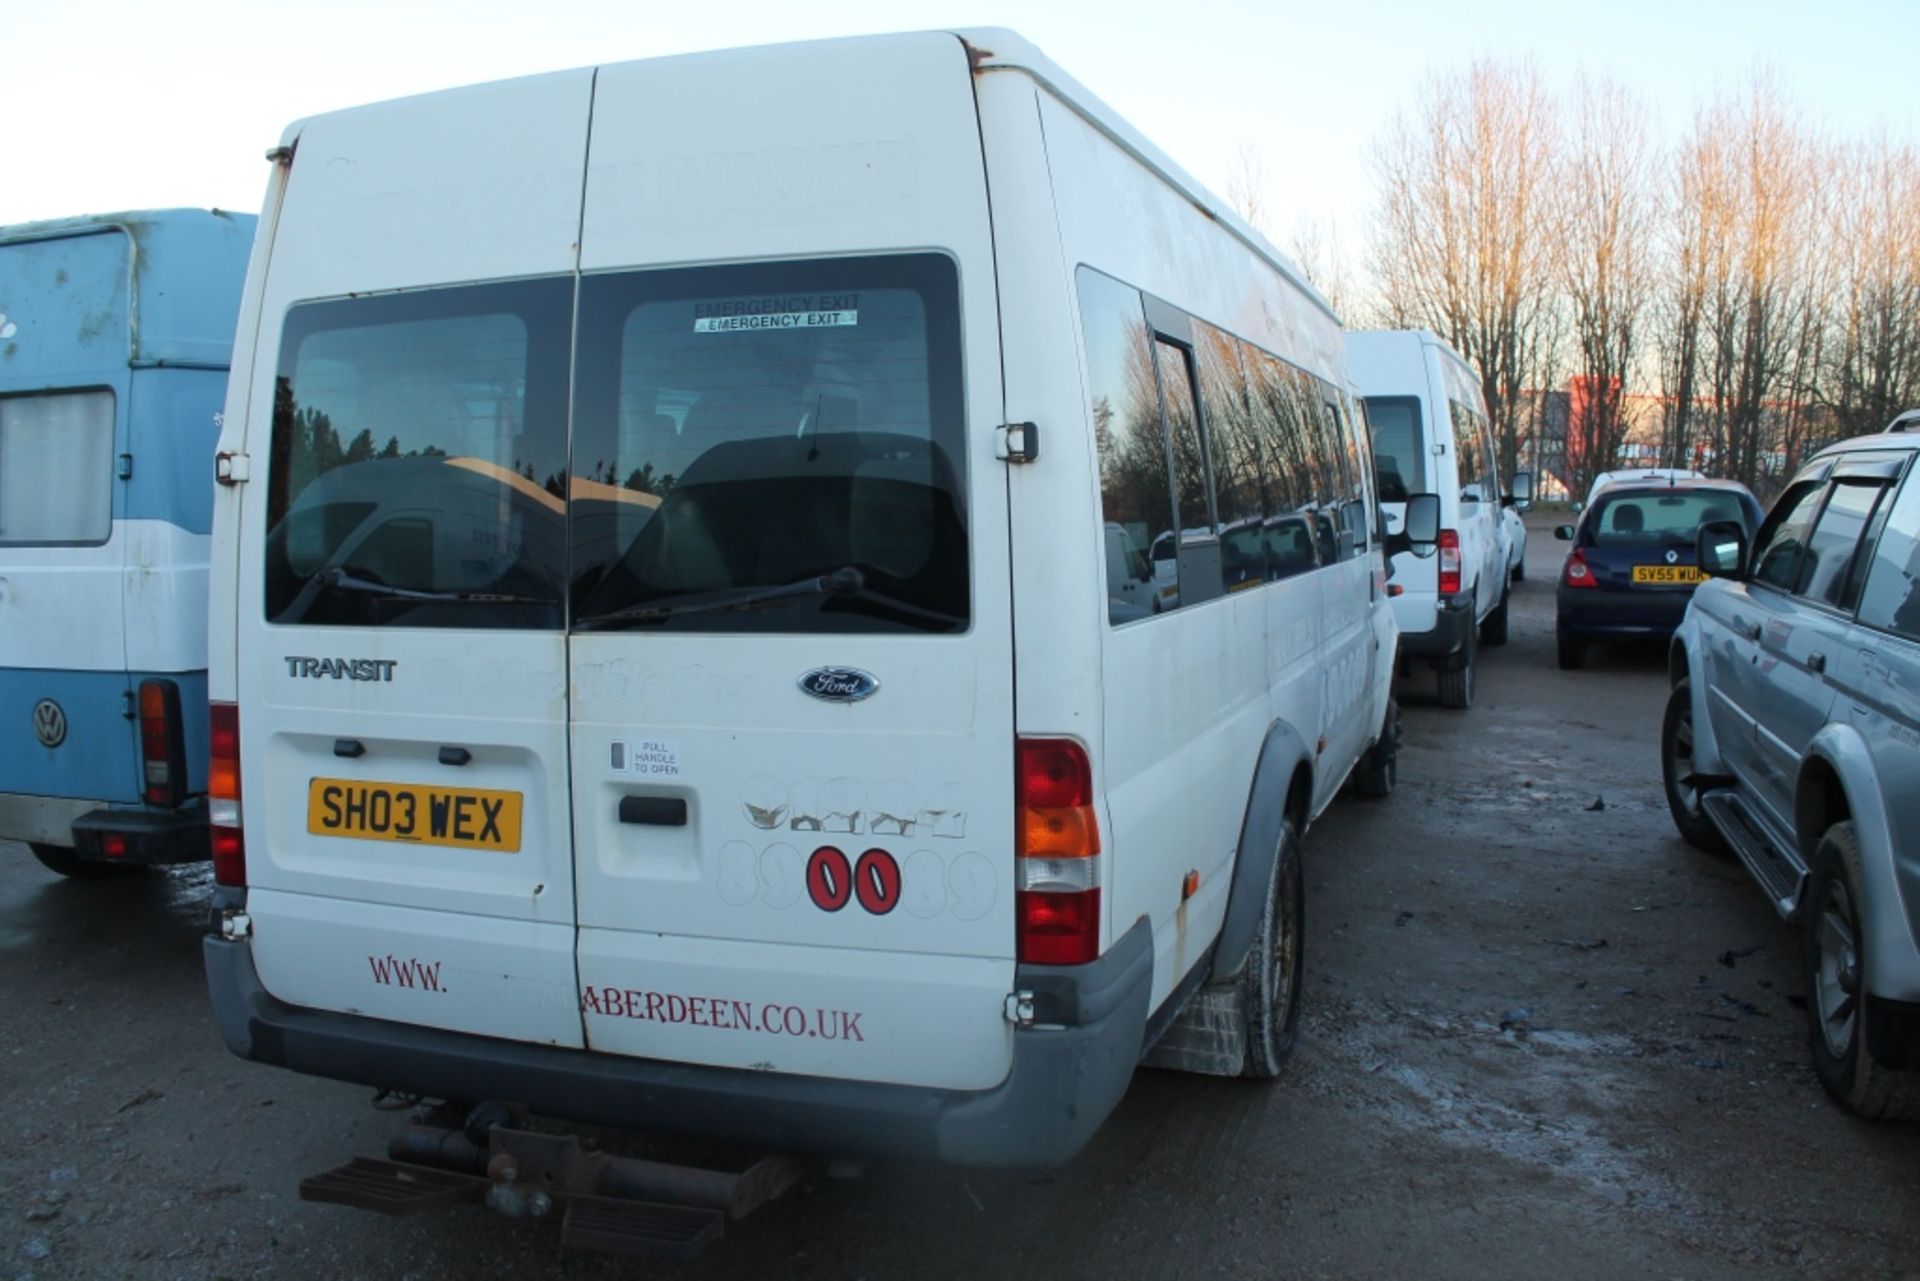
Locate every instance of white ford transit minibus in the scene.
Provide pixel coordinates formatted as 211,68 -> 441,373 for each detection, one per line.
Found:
1348,330 -> 1529,708
204,29 -> 1418,1172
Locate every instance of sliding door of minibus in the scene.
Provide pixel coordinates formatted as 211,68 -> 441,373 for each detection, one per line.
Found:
569,33 -> 1019,1092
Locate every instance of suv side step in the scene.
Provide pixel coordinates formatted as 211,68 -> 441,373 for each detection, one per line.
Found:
1701,791 -> 1807,918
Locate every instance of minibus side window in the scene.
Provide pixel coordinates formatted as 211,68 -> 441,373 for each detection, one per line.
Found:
1451,400 -> 1488,504
1195,325 -> 1267,593
1318,391 -> 1360,561
1078,267 -> 1180,624
1152,338 -> 1223,606
1245,349 -> 1326,581
0,389 -> 114,545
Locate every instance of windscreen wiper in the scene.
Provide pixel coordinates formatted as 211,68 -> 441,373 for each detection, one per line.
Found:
575,566 -> 868,630
315,566 -> 553,606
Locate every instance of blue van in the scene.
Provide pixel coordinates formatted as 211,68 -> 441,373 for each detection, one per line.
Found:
0,209 -> 255,877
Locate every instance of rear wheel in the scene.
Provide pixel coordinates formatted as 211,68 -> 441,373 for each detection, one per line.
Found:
1481,587 -> 1510,646
1436,626 -> 1476,709
28,843 -> 139,879
1660,680 -> 1725,854
1241,820 -> 1305,1079
1348,700 -> 1400,800
1556,627 -> 1586,671
1804,822 -> 1920,1119
1512,557 -> 1526,583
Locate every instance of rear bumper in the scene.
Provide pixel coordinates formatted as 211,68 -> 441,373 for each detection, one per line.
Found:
71,801 -> 209,866
1557,587 -> 1691,638
205,916 -> 1154,1168
1399,591 -> 1475,661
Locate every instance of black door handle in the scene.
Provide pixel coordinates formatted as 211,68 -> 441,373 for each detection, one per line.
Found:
1807,651 -> 1826,674
619,796 -> 687,827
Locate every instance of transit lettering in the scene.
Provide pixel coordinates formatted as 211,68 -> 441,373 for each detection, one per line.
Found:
284,656 -> 398,682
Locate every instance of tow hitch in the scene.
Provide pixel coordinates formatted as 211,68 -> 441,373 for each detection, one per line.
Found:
299,1104 -> 803,1259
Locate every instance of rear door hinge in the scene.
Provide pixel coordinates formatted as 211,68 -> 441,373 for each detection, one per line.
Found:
1003,989 -> 1035,1026
994,422 -> 1039,464
215,451 -> 250,485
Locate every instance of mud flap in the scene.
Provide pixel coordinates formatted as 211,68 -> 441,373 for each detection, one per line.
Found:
1139,984 -> 1245,1076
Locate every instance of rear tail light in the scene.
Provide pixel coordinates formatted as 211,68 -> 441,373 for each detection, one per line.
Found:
209,701 -> 245,887
1562,548 -> 1597,589
137,679 -> 189,807
1437,529 -> 1462,596
1015,738 -> 1101,965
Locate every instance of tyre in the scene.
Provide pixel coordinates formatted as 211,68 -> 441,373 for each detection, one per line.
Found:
1512,557 -> 1526,584
1481,587 -> 1510,647
1803,821 -> 1920,1119
1659,680 -> 1726,854
28,843 -> 139,879
1240,819 -> 1306,1079
1436,625 -> 1476,709
1556,627 -> 1586,671
1348,699 -> 1400,800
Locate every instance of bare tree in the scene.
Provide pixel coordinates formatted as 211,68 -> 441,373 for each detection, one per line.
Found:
1368,58 -> 1560,483
1285,216 -> 1359,323
1226,143 -> 1275,240
1822,131 -> 1920,436
1693,73 -> 1818,490
1556,77 -> 1657,500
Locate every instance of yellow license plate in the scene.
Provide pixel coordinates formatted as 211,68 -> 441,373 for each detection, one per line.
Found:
1632,564 -> 1706,584
307,778 -> 522,852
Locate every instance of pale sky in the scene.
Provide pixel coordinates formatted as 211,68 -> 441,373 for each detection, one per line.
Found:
3,0 -> 1915,248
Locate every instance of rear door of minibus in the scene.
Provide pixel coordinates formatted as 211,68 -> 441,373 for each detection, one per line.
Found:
566,34 -> 1019,1092
232,72 -> 594,1048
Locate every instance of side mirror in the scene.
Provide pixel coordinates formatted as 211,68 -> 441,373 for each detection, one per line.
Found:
1696,520 -> 1748,580
1383,491 -> 1441,560
1554,525 -> 1576,541
1506,471 -> 1533,512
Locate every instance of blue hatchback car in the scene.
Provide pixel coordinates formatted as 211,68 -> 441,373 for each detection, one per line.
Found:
1554,478 -> 1763,669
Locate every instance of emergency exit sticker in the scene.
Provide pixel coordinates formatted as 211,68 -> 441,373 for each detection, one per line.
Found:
691,293 -> 861,334
694,309 -> 857,334
611,737 -> 682,779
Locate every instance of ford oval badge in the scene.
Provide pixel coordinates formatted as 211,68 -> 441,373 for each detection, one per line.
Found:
799,667 -> 879,703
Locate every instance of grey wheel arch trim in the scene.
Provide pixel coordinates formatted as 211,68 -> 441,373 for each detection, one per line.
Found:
1799,726 -> 1920,1005
1207,719 -> 1313,986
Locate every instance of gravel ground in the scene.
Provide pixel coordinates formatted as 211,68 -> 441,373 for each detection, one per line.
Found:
4,513 -> 1917,1279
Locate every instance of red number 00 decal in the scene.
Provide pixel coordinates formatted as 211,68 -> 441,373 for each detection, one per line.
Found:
806,846 -> 853,912
854,849 -> 902,915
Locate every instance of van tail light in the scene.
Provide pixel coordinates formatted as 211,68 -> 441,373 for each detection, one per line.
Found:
209,701 -> 245,887
1562,548 -> 1597,589
137,679 -> 189,808
1437,529 -> 1462,596
1015,738 -> 1101,965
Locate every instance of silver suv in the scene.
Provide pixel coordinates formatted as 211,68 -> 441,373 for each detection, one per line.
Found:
1663,428 -> 1920,1119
